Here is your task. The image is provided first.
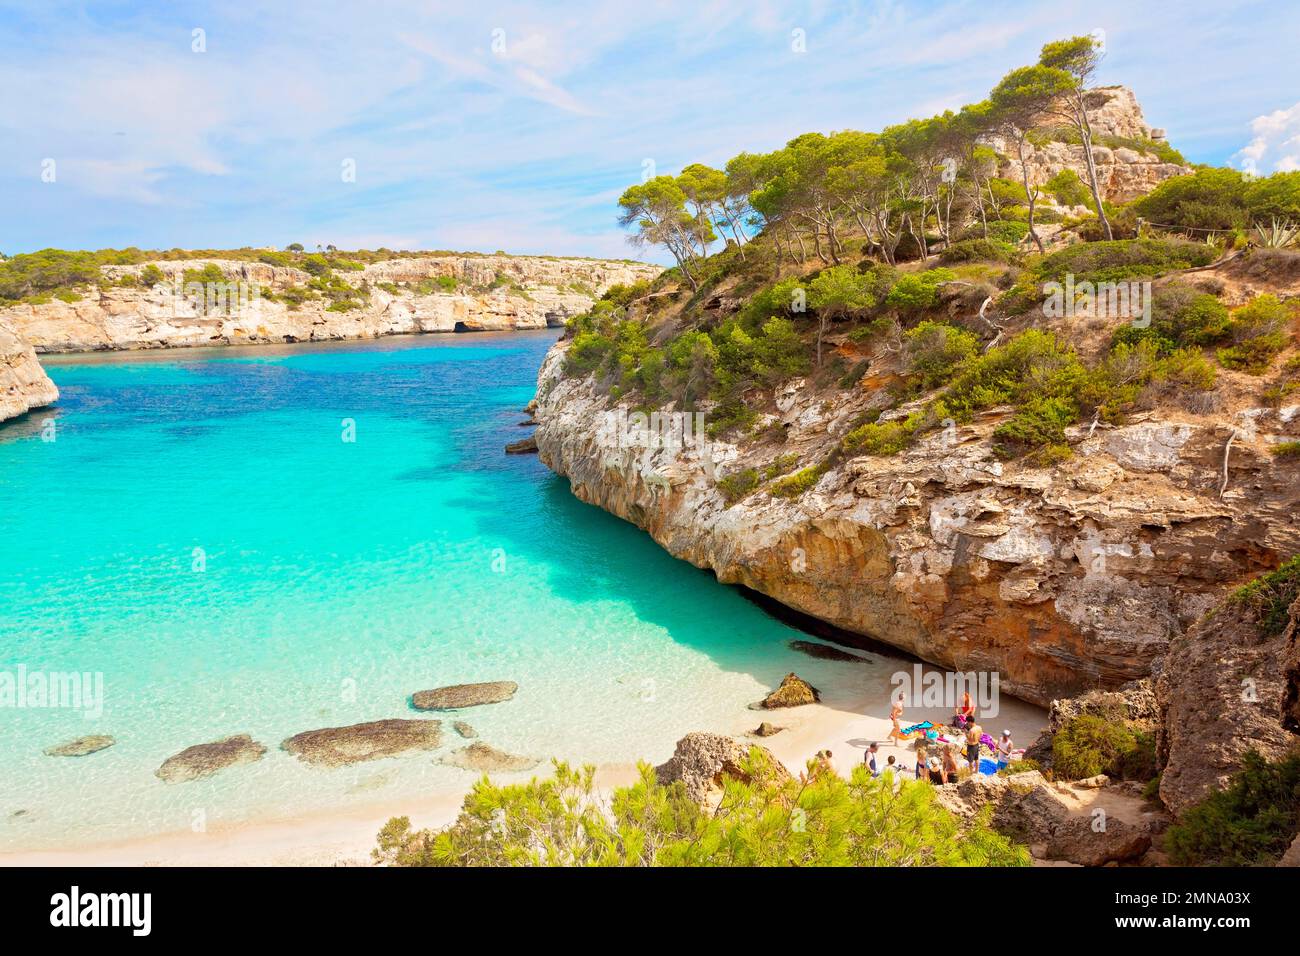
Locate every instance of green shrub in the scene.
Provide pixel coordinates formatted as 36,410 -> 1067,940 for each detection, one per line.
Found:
762,453 -> 800,480
1033,238 -> 1217,287
717,468 -> 761,503
903,321 -> 980,389
770,462 -> 829,499
1051,715 -> 1150,781
939,239 -> 1019,265
1135,168 -> 1300,232
301,254 -> 331,277
139,264 -> 165,287
1216,296 -> 1292,373
885,268 -> 956,314
1273,441 -> 1300,458
374,754 -> 1030,867
1165,750 -> 1300,866
1229,555 -> 1300,638
1045,168 -> 1092,208
962,220 -> 1031,245
842,411 -> 926,455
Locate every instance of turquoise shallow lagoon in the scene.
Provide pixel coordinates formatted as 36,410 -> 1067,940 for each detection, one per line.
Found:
0,330 -> 872,851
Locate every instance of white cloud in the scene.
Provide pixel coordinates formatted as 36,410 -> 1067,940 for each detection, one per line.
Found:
1235,102 -> 1300,174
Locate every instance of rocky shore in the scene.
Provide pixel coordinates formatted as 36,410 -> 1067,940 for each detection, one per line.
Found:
0,321 -> 58,423
0,254 -> 661,354
532,337 -> 1300,706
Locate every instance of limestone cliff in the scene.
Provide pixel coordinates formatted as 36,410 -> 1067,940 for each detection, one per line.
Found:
989,86 -> 1190,204
0,255 -> 661,353
533,336 -> 1300,707
0,322 -> 58,423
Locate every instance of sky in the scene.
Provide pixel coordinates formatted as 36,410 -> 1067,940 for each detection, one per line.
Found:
1,0 -> 1298,262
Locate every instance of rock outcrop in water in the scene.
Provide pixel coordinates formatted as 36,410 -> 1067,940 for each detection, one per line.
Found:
411,681 -> 518,710
440,742 -> 540,773
43,735 -> 115,757
155,734 -> 267,783
0,322 -> 57,423
0,255 -> 661,353
281,718 -> 443,766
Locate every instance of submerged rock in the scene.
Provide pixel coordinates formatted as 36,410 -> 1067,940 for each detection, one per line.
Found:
789,640 -> 866,663
452,721 -> 477,739
281,719 -> 442,767
441,742 -> 539,773
44,734 -> 116,757
156,734 -> 266,783
504,435 -> 538,454
411,681 -> 518,710
656,732 -> 792,804
760,673 -> 820,709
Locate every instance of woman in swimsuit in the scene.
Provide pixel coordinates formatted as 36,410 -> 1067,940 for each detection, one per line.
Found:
887,694 -> 905,747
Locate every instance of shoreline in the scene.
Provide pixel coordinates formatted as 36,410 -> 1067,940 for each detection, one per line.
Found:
0,674 -> 1045,867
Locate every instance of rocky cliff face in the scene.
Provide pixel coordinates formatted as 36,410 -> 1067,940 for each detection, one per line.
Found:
989,86 -> 1190,204
533,341 -> 1300,707
1155,591 -> 1299,816
0,255 -> 661,353
0,322 -> 58,423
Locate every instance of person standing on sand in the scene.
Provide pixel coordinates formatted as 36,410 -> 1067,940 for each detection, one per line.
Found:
865,742 -> 880,776
965,719 -> 983,775
997,731 -> 1014,770
914,744 -> 928,781
887,693 -> 905,747
953,690 -> 975,728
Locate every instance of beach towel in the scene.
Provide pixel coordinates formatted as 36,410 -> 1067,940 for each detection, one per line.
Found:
980,733 -> 996,750
901,721 -> 933,735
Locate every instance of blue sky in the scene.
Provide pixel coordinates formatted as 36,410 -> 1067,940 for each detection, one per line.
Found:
1,0 -> 1298,261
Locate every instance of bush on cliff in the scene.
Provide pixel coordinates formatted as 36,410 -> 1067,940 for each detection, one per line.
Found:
1228,554 -> 1300,638
1051,715 -> 1155,781
1134,168 -> 1300,232
1164,750 -> 1300,866
1031,238 -> 1217,289
373,753 -> 1029,867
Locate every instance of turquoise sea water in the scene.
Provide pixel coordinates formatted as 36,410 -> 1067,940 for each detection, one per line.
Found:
0,331 -> 894,852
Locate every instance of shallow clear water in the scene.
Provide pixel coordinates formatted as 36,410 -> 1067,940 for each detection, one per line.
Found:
0,330 -> 920,852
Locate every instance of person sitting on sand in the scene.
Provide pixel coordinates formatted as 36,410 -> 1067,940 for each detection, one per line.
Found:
997,731 -> 1014,770
887,693 -> 906,747
965,720 -> 983,775
942,746 -> 960,784
914,744 -> 928,781
927,754 -> 945,785
884,754 -> 907,778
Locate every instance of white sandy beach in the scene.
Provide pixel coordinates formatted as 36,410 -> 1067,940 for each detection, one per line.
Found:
0,665 -> 1045,867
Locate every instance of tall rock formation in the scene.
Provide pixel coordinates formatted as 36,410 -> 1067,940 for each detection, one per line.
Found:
0,322 -> 58,424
